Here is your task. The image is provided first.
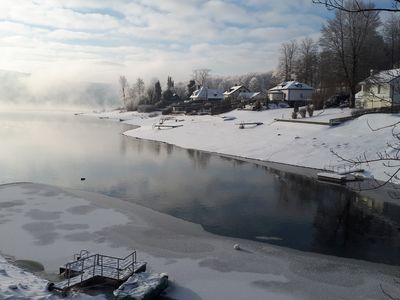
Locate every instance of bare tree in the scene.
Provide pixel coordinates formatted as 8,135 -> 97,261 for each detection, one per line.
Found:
193,69 -> 211,87
313,0 -> 400,12
127,86 -> 137,111
248,76 -> 260,92
119,76 -> 129,108
146,86 -> 155,104
135,77 -> 145,103
383,15 -> 400,68
320,0 -> 381,107
278,40 -> 298,81
295,37 -> 319,86
167,76 -> 174,90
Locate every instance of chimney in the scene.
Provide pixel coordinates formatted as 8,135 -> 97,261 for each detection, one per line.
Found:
370,69 -> 375,76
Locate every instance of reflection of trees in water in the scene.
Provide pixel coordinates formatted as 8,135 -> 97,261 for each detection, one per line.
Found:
219,156 -> 247,167
313,192 -> 400,264
166,143 -> 174,155
269,168 -> 319,210
146,140 -> 161,155
186,149 -> 211,169
120,135 -> 127,156
119,137 -> 176,157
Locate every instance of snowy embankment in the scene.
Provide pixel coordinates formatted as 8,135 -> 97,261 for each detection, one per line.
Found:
88,108 -> 400,182
0,254 -> 52,300
0,182 -> 399,300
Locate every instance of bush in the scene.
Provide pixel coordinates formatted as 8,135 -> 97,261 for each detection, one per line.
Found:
292,111 -> 298,119
307,104 -> 314,117
299,108 -> 306,118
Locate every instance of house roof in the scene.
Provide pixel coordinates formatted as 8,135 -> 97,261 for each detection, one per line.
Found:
190,87 -> 224,100
238,92 -> 261,99
363,69 -> 400,84
223,85 -> 250,96
268,81 -> 314,92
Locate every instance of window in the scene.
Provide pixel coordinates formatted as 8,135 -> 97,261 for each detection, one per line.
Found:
377,85 -> 381,94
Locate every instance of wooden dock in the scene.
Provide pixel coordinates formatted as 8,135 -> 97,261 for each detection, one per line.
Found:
48,251 -> 146,295
153,124 -> 183,129
317,172 -> 347,183
236,122 -> 264,129
274,118 -> 331,126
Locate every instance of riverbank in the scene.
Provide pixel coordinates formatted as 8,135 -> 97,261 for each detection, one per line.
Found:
86,108 -> 400,183
0,182 -> 399,299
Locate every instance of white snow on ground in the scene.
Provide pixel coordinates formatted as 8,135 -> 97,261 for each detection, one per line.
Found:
0,183 -> 399,300
87,108 -> 400,182
0,254 -> 52,300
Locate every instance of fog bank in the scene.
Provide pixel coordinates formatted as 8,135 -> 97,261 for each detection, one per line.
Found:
0,69 -> 120,111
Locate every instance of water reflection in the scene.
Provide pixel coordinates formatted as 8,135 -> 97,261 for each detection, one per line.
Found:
0,111 -> 399,265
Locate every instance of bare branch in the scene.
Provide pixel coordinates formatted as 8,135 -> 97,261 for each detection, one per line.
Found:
313,0 -> 400,13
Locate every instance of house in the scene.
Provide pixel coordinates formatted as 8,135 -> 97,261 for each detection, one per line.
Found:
224,85 -> 265,102
190,87 -> 224,101
355,69 -> 400,109
268,81 -> 314,106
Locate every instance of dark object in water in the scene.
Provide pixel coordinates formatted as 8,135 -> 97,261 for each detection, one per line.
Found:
81,178 -> 86,181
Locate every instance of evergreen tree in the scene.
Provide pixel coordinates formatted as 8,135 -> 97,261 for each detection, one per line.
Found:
167,76 -> 174,90
187,80 -> 196,98
154,81 -> 162,103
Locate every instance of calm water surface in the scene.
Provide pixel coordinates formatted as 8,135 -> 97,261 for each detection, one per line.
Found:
1,111 -> 400,265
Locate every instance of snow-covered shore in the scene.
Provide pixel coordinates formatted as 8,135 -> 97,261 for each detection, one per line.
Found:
87,108 -> 400,182
0,182 -> 399,300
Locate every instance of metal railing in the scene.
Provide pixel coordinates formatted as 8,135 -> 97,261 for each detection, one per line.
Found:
64,251 -> 137,288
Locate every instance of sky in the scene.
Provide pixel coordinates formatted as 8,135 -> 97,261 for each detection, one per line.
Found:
0,0 -> 336,84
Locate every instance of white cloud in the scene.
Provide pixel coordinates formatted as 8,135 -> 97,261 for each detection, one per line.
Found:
0,0 -> 330,85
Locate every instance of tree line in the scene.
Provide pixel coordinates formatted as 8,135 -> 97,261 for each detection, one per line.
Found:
119,69 -> 275,111
277,0 -> 400,108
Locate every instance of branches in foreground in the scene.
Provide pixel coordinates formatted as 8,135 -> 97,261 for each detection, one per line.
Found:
312,0 -> 400,13
330,120 -> 400,190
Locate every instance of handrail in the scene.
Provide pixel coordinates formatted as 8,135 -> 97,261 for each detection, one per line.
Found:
63,251 -> 137,287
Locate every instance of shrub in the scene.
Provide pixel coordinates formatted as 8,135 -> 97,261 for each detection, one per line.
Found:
299,108 -> 306,118
307,104 -> 314,117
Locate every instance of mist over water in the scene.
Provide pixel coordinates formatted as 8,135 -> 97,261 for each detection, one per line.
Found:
0,69 -> 120,111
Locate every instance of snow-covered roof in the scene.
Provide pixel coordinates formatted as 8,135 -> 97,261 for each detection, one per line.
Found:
190,87 -> 224,100
363,69 -> 400,84
223,85 -> 250,96
268,81 -> 314,92
238,92 -> 261,99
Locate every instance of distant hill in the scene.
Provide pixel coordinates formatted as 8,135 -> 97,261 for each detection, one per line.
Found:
0,69 -> 120,109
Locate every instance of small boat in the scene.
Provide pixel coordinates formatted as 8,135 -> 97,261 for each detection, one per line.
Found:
113,272 -> 168,300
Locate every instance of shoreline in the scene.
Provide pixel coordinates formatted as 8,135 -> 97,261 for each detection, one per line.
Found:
125,128 -> 397,204
100,108 -> 399,183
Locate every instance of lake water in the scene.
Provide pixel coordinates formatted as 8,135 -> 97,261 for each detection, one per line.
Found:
1,111 -> 400,265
